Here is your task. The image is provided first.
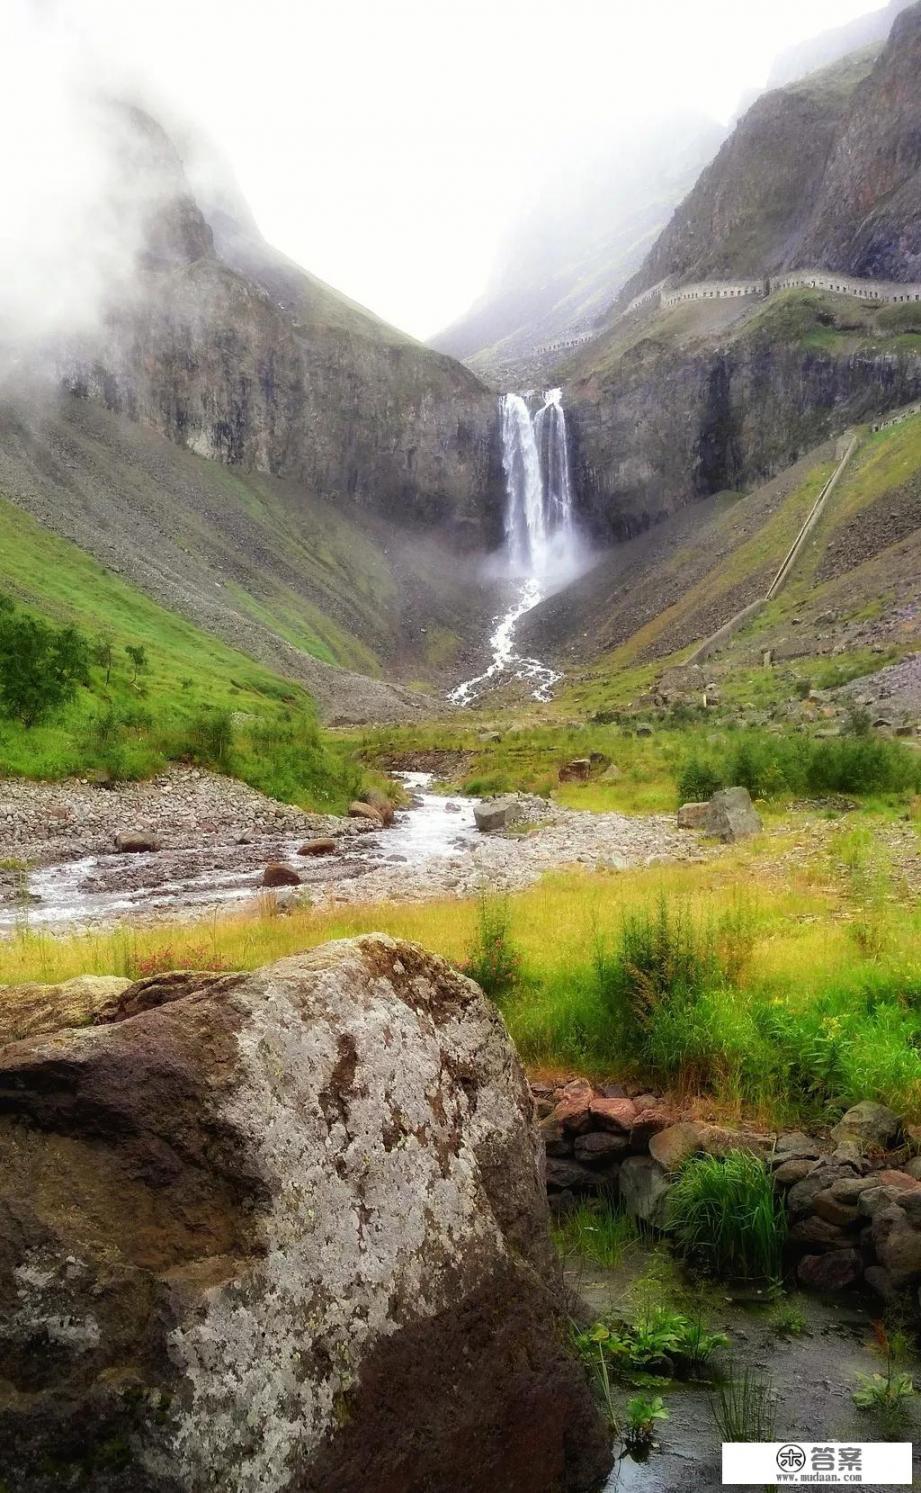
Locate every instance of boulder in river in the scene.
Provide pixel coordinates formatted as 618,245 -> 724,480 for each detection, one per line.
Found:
348,800 -> 384,824
297,838 -> 338,856
473,795 -> 521,832
261,862 -> 301,887
0,936 -> 609,1492
114,830 -> 161,853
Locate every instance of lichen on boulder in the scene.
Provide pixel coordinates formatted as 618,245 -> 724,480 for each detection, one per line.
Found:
0,936 -> 608,1492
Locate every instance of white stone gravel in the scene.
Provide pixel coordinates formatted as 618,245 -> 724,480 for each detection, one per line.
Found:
311,808 -> 711,907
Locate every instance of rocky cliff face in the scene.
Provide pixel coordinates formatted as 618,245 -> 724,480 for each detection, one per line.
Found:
567,308 -> 921,538
795,2 -> 921,280
565,1 -> 921,539
55,105 -> 502,544
619,52 -> 875,299
620,0 -> 921,302
0,937 -> 609,1493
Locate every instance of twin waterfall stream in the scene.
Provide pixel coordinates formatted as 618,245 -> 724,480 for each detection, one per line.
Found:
450,388 -> 578,706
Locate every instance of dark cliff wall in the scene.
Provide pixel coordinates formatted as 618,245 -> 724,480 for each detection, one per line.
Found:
55,104 -> 503,545
568,330 -> 921,539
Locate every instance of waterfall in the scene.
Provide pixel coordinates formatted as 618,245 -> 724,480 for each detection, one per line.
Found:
450,387 -> 578,706
502,388 -> 575,577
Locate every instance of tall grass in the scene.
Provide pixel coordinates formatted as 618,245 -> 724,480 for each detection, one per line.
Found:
711,1366 -> 777,1442
677,728 -> 921,805
3,838 -> 921,1123
462,895 -> 522,999
667,1152 -> 786,1281
552,1201 -> 640,1270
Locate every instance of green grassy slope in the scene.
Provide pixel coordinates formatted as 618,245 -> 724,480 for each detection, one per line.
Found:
0,392 -> 495,715
0,498 -> 361,809
520,409 -> 921,717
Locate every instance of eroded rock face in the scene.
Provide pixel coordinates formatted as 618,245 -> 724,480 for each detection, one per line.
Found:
0,937 -> 608,1493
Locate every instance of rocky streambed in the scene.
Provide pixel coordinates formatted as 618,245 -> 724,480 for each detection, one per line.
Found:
0,768 -> 711,931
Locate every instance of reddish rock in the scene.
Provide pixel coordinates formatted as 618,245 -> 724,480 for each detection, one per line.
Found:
788,1215 -> 853,1249
589,1096 -> 637,1135
262,863 -> 301,887
362,789 -> 395,826
649,1122 -> 702,1173
114,829 -> 161,853
812,1190 -> 859,1230
630,1107 -> 676,1149
876,1168 -> 921,1191
677,802 -> 708,829
797,1249 -> 863,1291
348,800 -> 384,824
558,758 -> 591,783
297,838 -> 337,856
551,1091 -> 594,1136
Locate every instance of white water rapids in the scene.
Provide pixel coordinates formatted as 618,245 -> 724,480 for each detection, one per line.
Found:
451,387 -> 578,706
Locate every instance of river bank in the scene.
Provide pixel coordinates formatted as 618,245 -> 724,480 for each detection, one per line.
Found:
0,767 -> 711,931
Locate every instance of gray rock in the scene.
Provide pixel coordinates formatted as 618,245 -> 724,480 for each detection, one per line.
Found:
830,1100 -> 902,1151
546,1156 -> 604,1192
774,1130 -> 822,1161
704,787 -> 763,842
574,1131 -> 629,1165
773,1158 -> 818,1187
619,1155 -> 673,1228
473,796 -> 522,833
0,935 -> 609,1491
677,802 -> 709,830
114,830 -> 161,853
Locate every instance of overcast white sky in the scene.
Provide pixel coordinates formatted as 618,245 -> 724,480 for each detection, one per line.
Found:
10,0 -> 890,340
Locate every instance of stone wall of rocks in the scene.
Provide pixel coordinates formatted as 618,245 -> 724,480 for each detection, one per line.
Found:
535,1079 -> 921,1302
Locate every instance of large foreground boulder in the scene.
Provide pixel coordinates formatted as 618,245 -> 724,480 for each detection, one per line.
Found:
704,786 -> 763,842
0,936 -> 608,1493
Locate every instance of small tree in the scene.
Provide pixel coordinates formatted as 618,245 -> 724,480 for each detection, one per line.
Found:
125,643 -> 148,685
94,634 -> 115,686
0,600 -> 91,727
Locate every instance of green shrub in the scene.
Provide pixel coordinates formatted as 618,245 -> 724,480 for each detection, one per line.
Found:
188,707 -> 234,769
676,728 -> 921,806
594,895 -> 720,1040
667,1151 -> 786,1280
677,756 -> 724,804
463,894 -> 522,1000
0,597 -> 91,727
